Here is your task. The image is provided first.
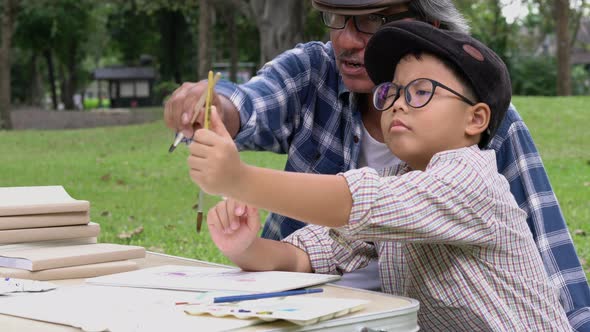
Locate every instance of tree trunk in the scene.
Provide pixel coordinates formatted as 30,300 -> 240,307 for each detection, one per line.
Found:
228,10 -> 238,82
44,49 -> 58,110
555,0 -> 571,95
198,0 -> 211,78
249,0 -> 305,66
0,0 -> 17,130
29,53 -> 44,107
159,10 -> 186,83
61,43 -> 79,110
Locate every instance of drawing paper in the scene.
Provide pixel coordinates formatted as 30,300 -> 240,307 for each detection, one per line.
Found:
86,264 -> 341,293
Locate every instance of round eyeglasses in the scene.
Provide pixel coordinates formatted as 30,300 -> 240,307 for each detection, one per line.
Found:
321,11 -> 415,34
372,78 -> 477,111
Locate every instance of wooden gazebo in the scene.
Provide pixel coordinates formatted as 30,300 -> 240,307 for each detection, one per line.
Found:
93,66 -> 156,108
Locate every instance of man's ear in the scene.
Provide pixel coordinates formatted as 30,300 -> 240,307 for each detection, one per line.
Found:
465,103 -> 491,138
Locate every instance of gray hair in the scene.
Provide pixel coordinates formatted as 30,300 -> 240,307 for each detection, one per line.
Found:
409,0 -> 471,33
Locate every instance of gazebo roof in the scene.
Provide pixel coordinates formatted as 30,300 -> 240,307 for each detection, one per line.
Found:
94,66 -> 156,80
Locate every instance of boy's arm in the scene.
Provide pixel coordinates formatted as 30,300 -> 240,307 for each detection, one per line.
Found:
230,165 -> 353,229
229,238 -> 312,273
190,108 -> 353,230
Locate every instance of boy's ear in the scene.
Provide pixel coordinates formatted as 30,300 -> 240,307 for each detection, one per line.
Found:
465,103 -> 491,138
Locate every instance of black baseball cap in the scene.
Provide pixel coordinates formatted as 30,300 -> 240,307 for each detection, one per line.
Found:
365,20 -> 512,147
311,0 -> 409,15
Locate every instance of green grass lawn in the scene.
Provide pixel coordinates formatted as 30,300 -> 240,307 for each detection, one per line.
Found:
1,97 -> 588,280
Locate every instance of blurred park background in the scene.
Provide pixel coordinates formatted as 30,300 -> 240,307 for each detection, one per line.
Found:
0,1 -> 588,277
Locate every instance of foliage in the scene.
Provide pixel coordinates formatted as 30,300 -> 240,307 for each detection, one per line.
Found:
6,1 -> 590,106
8,47 -> 33,104
105,7 -> 159,66
153,80 -> 180,105
83,97 -> 111,109
304,3 -> 329,42
455,0 -> 518,63
509,55 -> 590,96
13,0 -> 99,108
212,8 -> 260,65
510,55 -> 558,95
571,64 -> 590,95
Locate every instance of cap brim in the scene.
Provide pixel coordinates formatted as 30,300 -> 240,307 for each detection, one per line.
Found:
365,25 -> 451,84
311,2 -> 389,15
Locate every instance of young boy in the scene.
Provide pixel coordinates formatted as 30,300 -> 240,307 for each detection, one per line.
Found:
187,21 -> 570,330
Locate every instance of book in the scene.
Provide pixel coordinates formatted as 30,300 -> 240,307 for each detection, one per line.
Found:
0,243 -> 146,271
0,211 -> 89,230
86,265 -> 341,293
0,186 -> 89,216
0,237 -> 97,252
0,222 -> 100,244
0,260 -> 139,280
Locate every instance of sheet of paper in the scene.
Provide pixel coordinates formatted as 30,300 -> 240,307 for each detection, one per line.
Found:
0,285 -> 261,332
86,264 -> 341,293
185,296 -> 369,326
0,278 -> 56,294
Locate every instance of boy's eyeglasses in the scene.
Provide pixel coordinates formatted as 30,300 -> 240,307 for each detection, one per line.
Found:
372,78 -> 477,111
321,11 -> 415,34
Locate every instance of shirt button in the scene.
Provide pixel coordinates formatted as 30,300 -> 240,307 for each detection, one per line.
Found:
353,135 -> 359,143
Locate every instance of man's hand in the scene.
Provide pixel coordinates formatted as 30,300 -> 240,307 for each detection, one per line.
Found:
207,200 -> 260,257
164,81 -> 222,138
188,106 -> 243,196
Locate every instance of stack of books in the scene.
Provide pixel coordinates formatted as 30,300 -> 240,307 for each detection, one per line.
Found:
0,186 -> 146,280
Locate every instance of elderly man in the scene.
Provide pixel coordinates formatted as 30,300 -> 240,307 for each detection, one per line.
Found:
164,1 -> 590,329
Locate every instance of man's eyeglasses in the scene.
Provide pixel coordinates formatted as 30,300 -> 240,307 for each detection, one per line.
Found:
321,11 -> 415,34
372,78 -> 477,111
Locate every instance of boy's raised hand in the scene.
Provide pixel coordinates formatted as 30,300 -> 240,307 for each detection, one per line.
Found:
188,106 -> 243,196
207,200 -> 260,257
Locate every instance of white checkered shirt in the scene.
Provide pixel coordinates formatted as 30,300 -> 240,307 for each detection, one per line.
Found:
284,146 -> 571,331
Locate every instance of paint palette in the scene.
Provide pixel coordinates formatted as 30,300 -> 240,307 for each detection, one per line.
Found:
184,296 -> 368,326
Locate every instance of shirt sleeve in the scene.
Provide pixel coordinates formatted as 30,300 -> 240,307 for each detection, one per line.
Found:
338,160 -> 498,246
215,42 -> 329,153
282,225 -> 377,275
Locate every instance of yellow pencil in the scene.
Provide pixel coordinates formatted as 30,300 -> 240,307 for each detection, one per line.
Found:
204,70 -> 214,130
197,70 -> 220,233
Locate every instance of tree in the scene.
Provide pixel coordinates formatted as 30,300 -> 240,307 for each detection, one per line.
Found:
14,0 -> 95,110
555,0 -> 571,95
521,0 -> 589,95
15,1 -> 58,109
198,0 -> 211,78
56,1 -> 95,110
0,0 -> 17,129
249,0 -> 305,65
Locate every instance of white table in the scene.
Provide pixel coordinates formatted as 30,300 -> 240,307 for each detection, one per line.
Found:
0,252 -> 419,332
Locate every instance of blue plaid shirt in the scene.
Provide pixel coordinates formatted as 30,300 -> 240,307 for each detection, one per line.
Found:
216,41 -> 590,330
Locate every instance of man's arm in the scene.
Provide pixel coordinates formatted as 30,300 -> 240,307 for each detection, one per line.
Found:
489,105 -> 590,330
